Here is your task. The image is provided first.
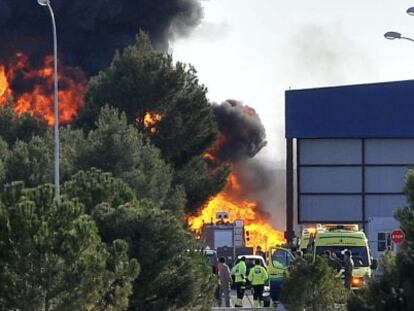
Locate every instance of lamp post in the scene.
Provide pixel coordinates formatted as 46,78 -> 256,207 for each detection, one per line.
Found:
37,0 -> 60,204
384,31 -> 414,42
384,6 -> 414,43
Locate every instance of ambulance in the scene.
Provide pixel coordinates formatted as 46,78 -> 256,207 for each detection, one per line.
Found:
311,224 -> 378,289
267,224 -> 378,304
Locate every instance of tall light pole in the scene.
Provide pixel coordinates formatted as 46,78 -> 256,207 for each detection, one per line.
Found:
384,6 -> 414,43
38,0 -> 60,203
384,31 -> 414,42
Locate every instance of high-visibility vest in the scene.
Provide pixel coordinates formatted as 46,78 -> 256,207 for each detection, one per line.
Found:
248,265 -> 268,286
231,261 -> 247,283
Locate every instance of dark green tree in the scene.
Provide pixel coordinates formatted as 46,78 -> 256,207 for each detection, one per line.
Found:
0,106 -> 47,145
77,32 -> 228,213
4,128 -> 86,187
0,137 -> 8,184
348,169 -> 414,311
63,169 -> 136,214
0,182 -> 139,311
174,156 -> 229,214
78,106 -> 186,215
62,169 -> 214,309
80,31 -> 218,164
92,201 -> 216,311
281,256 -> 348,311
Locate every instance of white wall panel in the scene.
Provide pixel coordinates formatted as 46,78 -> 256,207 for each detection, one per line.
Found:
299,139 -> 362,165
365,139 -> 414,164
300,195 -> 362,222
300,167 -> 362,193
365,195 -> 407,218
365,167 -> 407,193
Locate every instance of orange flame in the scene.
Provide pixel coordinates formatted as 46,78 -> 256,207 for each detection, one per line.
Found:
0,66 -> 12,104
137,112 -> 162,133
0,53 -> 86,126
188,173 -> 285,250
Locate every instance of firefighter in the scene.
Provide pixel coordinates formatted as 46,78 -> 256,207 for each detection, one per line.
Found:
231,256 -> 247,307
248,259 -> 268,308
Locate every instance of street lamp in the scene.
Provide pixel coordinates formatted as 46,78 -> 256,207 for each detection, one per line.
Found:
384,31 -> 402,40
385,6 -> 414,43
37,0 -> 60,204
384,31 -> 414,42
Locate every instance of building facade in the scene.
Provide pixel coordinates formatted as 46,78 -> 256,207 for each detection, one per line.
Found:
285,80 -> 414,258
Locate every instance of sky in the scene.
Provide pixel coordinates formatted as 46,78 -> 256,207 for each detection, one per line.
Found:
172,0 -> 414,165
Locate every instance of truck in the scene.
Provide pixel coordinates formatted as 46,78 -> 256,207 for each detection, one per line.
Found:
199,212 -> 253,266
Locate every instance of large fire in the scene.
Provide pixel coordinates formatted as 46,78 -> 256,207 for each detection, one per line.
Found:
188,173 -> 285,250
0,53 -> 86,126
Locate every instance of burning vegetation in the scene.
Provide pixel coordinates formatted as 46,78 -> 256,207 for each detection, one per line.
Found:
0,53 -> 86,126
0,0 -> 203,126
188,100 -> 285,250
137,112 -> 163,134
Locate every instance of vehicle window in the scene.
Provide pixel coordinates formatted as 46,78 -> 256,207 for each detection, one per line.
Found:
205,254 -> 216,266
315,246 -> 369,267
271,249 -> 292,267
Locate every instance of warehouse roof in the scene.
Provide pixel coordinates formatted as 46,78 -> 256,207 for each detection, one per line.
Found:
285,80 -> 414,138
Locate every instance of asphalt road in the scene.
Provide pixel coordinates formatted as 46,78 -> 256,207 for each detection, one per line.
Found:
214,289 -> 286,310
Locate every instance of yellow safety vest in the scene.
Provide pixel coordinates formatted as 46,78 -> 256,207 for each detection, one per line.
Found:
231,261 -> 247,283
248,265 -> 268,286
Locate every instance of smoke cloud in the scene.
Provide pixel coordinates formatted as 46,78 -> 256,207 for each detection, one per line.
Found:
233,159 -> 286,230
210,100 -> 285,230
0,0 -> 203,74
212,100 -> 267,162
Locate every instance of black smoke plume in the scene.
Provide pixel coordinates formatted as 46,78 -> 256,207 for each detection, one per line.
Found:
0,0 -> 203,74
212,100 -> 267,162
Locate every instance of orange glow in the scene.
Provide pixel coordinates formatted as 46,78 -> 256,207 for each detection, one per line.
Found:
188,173 -> 285,250
351,277 -> 364,287
0,53 -> 86,126
138,112 -> 162,133
0,66 -> 11,103
203,153 -> 215,162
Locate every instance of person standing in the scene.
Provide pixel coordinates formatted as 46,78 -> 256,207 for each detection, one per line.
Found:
218,257 -> 232,307
231,256 -> 247,307
248,259 -> 268,308
344,250 -> 354,290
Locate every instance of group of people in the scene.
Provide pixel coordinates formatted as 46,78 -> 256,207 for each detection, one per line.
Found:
323,250 -> 355,289
217,256 -> 268,308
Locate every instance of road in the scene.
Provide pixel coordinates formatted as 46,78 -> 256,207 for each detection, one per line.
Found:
213,289 -> 286,310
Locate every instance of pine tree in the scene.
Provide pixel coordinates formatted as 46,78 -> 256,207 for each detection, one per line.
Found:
348,169 -> 414,310
0,182 -> 139,311
93,201 -> 216,311
78,107 -> 186,215
281,256 -> 348,311
76,31 -> 228,213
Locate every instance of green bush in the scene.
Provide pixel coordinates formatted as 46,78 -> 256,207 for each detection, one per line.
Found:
281,256 -> 347,311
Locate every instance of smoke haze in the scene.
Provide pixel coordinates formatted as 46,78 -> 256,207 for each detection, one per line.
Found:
0,0 -> 203,74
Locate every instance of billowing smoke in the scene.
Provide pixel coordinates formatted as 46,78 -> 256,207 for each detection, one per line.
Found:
212,100 -> 267,162
234,159 -> 286,230
0,0 -> 203,74
209,100 -> 285,229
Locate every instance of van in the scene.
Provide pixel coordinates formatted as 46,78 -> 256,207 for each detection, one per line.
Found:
312,224 -> 378,289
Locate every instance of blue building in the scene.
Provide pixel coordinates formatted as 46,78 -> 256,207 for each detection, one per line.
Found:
285,80 -> 414,258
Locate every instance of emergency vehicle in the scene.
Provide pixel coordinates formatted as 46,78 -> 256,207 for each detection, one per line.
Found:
311,224 -> 378,289
267,224 -> 378,304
